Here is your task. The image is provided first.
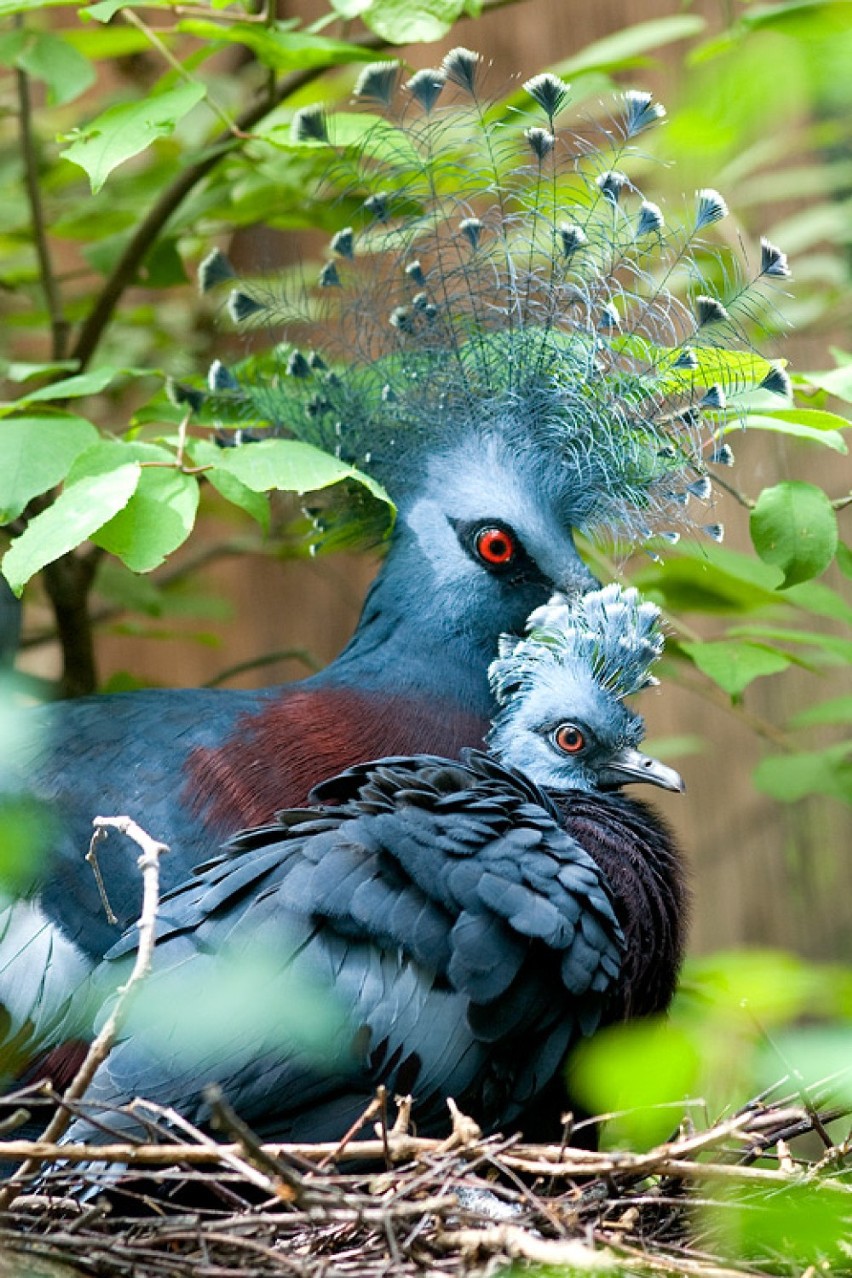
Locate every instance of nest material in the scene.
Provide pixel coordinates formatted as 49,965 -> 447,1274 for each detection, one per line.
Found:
0,1085 -> 848,1278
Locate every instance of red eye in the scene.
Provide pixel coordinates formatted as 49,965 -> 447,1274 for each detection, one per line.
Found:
554,724 -> 585,754
475,526 -> 516,566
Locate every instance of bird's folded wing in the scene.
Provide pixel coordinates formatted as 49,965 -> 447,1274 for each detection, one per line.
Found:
60,760 -> 623,1145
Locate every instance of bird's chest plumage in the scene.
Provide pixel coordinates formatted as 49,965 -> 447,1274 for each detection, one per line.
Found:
185,686 -> 489,835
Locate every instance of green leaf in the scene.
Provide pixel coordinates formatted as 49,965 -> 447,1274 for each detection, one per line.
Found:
750,481 -> 838,587
615,336 -> 777,398
119,940 -> 343,1065
755,1026 -> 852,1106
571,1018 -> 702,1149
632,553 -> 783,614
60,81 -> 207,194
338,0 -> 467,44
83,0 -> 139,17
754,742 -> 852,804
799,360 -> 852,403
2,443 -> 141,594
90,444 -> 200,573
0,360 -> 78,382
709,1181 -> 851,1268
6,365 -> 124,407
188,439 -> 270,532
783,577 -> 852,624
789,694 -> 852,729
728,623 -> 852,663
94,559 -> 165,617
211,439 -> 393,508
0,414 -> 99,521
744,408 -> 848,452
837,541 -> 852,579
0,796 -> 53,893
0,0 -> 79,17
680,949 -> 838,1025
552,15 -> 706,76
679,639 -> 791,697
176,20 -> 377,70
13,30 -> 94,105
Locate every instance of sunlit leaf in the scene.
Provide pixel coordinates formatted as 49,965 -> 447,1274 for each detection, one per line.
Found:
1,444 -> 141,594
211,438 -> 393,509
799,359 -> 852,404
176,19 -> 378,70
0,414 -> 99,521
90,443 -> 200,573
60,81 -> 207,193
744,408 -> 848,452
330,0 -> 467,43
187,438 -> 270,532
7,366 -> 125,405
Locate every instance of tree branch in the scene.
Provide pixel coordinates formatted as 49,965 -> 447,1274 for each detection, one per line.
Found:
41,553 -> 100,697
15,19 -> 68,361
68,0 -> 526,372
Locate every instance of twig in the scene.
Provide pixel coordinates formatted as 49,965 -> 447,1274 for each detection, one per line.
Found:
0,816 -> 168,1204
603,1239 -> 762,1278
15,18 -> 68,361
203,648 -> 321,688
315,1094 -> 384,1170
119,8 -> 244,136
434,1222 -> 613,1267
205,1084 -> 332,1206
85,826 -> 118,927
3,1102 -> 848,1193
710,474 -> 756,511
661,662 -> 793,752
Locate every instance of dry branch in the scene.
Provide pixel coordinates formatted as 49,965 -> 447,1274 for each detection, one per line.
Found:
0,817 -> 167,1203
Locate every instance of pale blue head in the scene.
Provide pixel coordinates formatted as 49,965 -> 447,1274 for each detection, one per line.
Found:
487,584 -> 683,794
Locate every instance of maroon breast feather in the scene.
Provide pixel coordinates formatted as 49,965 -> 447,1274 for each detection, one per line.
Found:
185,687 -> 488,835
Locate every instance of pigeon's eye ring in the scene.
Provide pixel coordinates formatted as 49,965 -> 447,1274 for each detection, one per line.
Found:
554,723 -> 585,754
474,526 -> 516,566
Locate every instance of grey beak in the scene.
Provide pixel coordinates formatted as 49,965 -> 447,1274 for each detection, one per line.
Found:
597,746 -> 685,793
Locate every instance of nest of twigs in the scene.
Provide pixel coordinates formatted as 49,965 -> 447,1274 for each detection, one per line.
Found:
1,821 -> 847,1276
0,1080 -> 848,1278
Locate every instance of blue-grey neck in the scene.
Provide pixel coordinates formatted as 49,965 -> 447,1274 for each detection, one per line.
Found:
320,525 -> 551,716
313,432 -> 599,716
